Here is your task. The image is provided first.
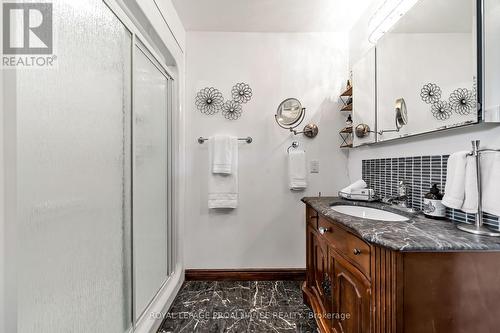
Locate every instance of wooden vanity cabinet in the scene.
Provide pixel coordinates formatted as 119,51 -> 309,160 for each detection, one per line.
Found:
303,203 -> 500,333
305,212 -> 372,333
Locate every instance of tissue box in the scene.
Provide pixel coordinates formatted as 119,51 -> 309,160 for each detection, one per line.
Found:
339,188 -> 377,202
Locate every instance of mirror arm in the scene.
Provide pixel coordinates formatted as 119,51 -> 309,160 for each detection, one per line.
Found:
291,128 -> 309,135
378,98 -> 407,135
377,128 -> 401,135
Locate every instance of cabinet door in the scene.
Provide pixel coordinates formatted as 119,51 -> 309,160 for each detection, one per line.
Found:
314,232 -> 328,301
333,253 -> 371,333
326,247 -> 338,330
308,227 -> 330,302
306,225 -> 315,287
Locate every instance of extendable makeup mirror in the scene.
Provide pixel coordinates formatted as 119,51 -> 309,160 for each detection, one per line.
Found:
275,98 -> 318,138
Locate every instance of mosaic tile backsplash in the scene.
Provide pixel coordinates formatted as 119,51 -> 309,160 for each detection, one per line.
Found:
362,155 -> 500,229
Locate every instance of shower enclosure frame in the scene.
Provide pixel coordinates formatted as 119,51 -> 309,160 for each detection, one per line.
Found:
131,36 -> 177,326
105,1 -> 181,331
0,0 -> 182,331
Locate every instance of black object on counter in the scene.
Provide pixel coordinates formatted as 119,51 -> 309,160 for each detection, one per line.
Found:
423,184 -> 446,219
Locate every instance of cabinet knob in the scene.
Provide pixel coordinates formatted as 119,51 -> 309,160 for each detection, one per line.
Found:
353,248 -> 362,255
309,215 -> 318,220
318,227 -> 330,235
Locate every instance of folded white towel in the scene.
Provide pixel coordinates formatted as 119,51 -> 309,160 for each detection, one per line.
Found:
442,151 -> 469,210
208,136 -> 238,209
211,135 -> 234,174
478,152 -> 500,216
288,149 -> 307,191
341,179 -> 367,194
461,155 -> 479,213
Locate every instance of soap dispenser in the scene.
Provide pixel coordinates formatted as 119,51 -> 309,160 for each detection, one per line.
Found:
423,184 -> 446,219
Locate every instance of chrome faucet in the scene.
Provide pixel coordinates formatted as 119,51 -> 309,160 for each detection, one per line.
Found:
384,180 -> 408,208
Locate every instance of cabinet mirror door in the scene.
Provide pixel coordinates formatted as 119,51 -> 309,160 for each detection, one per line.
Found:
376,0 -> 479,142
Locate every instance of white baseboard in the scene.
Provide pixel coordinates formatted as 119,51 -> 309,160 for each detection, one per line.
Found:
134,264 -> 185,333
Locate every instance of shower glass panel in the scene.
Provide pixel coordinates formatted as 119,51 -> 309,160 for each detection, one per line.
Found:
133,42 -> 170,319
16,0 -> 132,332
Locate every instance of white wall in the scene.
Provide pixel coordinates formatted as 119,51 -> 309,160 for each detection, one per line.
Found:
184,32 -> 350,269
347,0 -> 500,182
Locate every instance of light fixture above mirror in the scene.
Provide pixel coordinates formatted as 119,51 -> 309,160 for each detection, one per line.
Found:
368,0 -> 421,44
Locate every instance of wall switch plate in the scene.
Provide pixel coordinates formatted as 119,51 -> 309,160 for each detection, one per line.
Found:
310,160 -> 320,173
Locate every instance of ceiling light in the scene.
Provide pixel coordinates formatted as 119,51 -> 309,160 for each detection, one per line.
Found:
368,0 -> 420,44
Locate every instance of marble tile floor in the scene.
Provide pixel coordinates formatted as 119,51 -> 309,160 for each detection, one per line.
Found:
157,280 -> 318,333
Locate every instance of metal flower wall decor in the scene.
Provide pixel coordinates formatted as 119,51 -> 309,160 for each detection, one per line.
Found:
231,83 -> 253,104
196,87 -> 224,115
420,83 -> 442,104
196,82 -> 252,121
431,101 -> 452,120
420,82 -> 476,120
449,88 -> 475,115
222,100 -> 243,120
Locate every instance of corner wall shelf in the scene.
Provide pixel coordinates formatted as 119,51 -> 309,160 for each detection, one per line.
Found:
340,86 -> 352,97
340,103 -> 352,112
339,126 -> 353,134
338,82 -> 353,148
339,126 -> 353,148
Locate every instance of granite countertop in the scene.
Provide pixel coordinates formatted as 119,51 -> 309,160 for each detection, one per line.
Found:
302,197 -> 500,252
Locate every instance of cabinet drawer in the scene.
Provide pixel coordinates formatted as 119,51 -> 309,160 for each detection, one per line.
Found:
317,216 -> 371,278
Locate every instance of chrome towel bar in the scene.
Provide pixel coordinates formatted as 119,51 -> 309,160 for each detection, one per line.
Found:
457,140 -> 500,237
197,136 -> 252,144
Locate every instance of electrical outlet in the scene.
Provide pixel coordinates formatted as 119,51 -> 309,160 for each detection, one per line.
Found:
310,160 -> 320,173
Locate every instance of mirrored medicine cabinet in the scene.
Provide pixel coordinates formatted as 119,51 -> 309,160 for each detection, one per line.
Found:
351,0 -> 500,147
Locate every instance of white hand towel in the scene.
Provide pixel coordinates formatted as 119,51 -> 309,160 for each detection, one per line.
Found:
341,179 -> 367,194
478,152 -> 500,216
288,149 -> 307,191
211,135 -> 234,174
208,137 -> 238,209
442,151 -> 469,210
461,155 -> 479,213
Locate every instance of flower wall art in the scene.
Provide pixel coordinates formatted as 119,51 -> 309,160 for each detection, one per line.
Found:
195,82 -> 253,120
420,82 -> 476,121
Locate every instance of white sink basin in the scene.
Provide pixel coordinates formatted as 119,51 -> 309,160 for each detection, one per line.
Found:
331,205 -> 409,222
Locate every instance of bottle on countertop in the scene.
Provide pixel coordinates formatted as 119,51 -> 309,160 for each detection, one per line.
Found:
423,184 -> 446,219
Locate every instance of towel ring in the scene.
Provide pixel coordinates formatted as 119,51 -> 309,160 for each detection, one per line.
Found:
287,141 -> 299,153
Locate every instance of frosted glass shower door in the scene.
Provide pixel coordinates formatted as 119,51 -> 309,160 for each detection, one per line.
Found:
16,0 -> 132,332
133,43 -> 171,319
